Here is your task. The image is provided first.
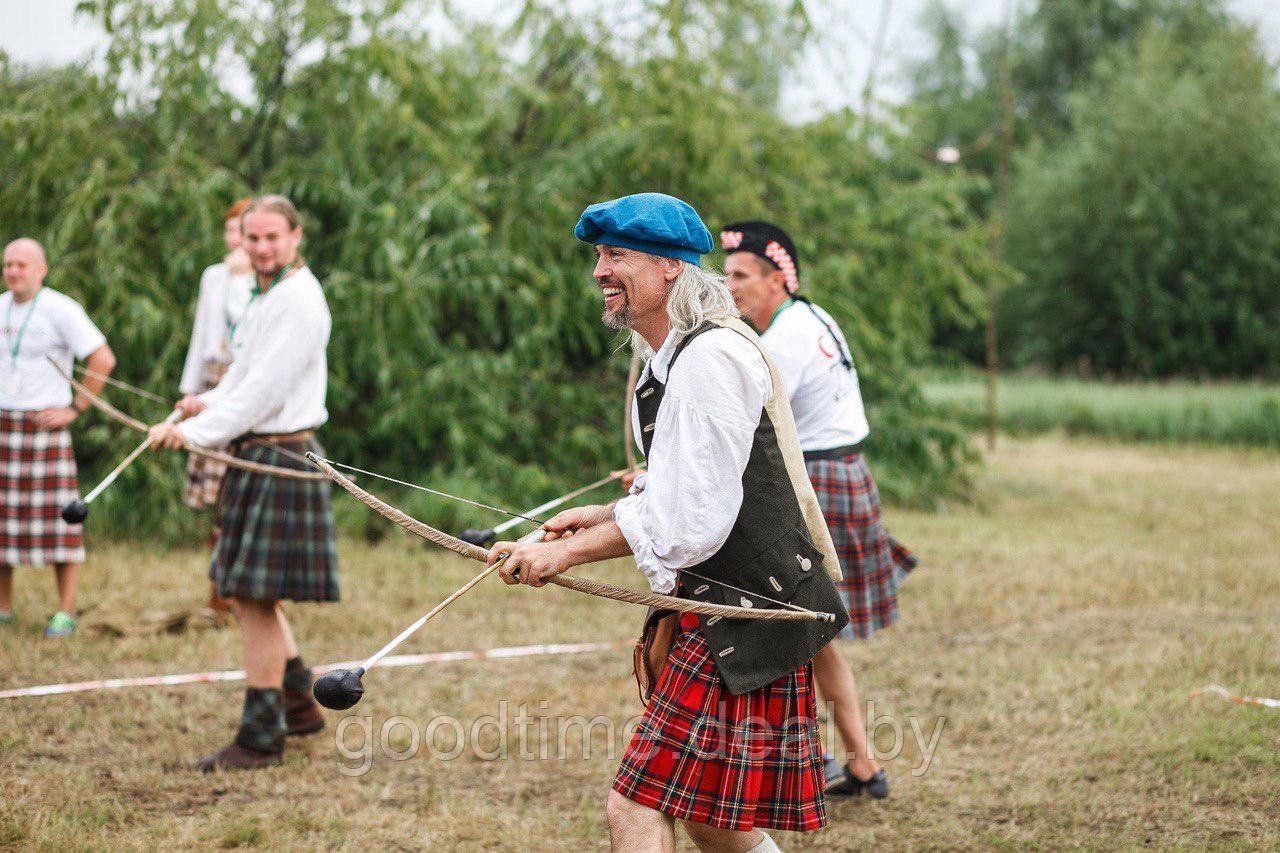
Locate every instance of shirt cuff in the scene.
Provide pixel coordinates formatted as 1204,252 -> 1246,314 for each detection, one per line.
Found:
178,414 -> 224,450
613,495 -> 677,594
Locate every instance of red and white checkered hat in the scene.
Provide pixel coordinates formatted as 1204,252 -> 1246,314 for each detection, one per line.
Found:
719,221 -> 800,293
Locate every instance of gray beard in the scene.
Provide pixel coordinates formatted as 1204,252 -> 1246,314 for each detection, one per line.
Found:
602,303 -> 632,331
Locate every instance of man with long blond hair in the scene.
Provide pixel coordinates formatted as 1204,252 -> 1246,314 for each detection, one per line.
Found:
150,194 -> 338,770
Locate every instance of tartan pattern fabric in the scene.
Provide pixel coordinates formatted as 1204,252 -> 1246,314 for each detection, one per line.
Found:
211,437 -> 339,602
182,359 -> 231,510
234,687 -> 285,754
0,410 -> 84,566
807,452 -> 918,640
283,655 -> 313,694
613,613 -> 826,833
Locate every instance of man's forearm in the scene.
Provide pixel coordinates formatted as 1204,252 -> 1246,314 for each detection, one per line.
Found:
561,519 -> 634,567
76,345 -> 116,409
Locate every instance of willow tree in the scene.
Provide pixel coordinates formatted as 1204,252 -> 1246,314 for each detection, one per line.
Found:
1,0 -> 992,539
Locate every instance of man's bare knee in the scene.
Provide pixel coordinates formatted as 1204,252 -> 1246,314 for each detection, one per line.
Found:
607,791 -> 674,851
607,790 -> 649,829
682,821 -> 765,852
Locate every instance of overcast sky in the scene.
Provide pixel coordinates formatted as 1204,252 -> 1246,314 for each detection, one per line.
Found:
3,0 -> 1278,118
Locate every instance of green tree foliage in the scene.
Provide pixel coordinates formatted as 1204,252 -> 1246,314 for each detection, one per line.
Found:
1002,23 -> 1280,377
903,0 -> 1279,379
905,0 -> 1231,170
0,0 -> 993,539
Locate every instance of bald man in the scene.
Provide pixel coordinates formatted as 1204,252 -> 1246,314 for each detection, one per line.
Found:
0,238 -> 116,638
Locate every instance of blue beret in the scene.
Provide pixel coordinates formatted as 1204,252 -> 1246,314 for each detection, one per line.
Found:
574,193 -> 714,266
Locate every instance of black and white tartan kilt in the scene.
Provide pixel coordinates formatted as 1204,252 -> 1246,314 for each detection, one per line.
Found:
806,451 -> 918,640
0,410 -> 84,566
211,437 -> 339,603
182,359 -> 230,511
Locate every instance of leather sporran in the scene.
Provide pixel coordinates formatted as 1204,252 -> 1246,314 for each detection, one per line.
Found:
632,607 -> 677,704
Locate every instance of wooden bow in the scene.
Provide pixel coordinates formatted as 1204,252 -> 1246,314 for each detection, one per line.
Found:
307,453 -> 834,623
52,360 -> 327,481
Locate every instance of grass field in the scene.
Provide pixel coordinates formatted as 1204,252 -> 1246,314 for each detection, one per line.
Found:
925,374 -> 1280,447
2,436 -> 1278,849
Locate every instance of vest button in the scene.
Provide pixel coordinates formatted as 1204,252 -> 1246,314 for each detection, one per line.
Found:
797,555 -> 812,572
739,597 -> 754,608
640,388 -> 655,398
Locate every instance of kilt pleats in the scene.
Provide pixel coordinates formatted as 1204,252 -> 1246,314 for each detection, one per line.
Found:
211,437 -> 338,602
807,452 -> 917,640
0,410 -> 84,566
613,613 -> 826,833
182,359 -> 230,510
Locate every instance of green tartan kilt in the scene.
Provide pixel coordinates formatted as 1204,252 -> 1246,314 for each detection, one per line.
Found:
210,437 -> 339,603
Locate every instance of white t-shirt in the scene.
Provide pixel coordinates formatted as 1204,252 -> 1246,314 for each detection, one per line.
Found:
614,327 -> 773,594
0,287 -> 107,411
179,267 -> 331,448
178,261 -> 254,394
760,299 -> 869,451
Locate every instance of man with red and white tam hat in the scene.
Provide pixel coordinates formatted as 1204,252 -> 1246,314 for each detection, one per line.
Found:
722,219 -> 919,799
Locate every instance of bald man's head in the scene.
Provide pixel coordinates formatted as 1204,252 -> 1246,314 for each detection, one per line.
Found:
3,238 -> 49,301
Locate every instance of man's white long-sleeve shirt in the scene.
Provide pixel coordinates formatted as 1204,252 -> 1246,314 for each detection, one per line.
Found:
178,267 -> 331,448
613,326 -> 772,594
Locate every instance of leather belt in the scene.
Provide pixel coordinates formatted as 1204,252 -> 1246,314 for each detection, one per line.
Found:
236,430 -> 316,449
802,442 -> 862,463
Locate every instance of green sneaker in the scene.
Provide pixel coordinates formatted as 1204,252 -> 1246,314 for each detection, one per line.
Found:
0,611 -> 14,627
45,611 -> 76,638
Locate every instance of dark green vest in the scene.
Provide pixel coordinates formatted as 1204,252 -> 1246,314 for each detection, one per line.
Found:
637,322 -> 849,695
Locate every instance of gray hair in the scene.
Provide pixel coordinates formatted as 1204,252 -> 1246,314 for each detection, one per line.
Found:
628,259 -> 737,356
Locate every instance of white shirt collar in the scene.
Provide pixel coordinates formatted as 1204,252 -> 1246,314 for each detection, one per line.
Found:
644,328 -> 684,384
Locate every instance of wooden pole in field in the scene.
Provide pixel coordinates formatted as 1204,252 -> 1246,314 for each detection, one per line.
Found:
987,0 -> 1017,452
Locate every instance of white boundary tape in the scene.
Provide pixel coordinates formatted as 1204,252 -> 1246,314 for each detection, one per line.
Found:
0,641 -> 628,700
1188,683 -> 1280,709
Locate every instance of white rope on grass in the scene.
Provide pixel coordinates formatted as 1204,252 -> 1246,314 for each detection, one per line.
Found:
0,641 -> 628,700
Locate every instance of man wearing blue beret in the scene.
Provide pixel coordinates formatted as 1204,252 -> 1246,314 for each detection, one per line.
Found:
488,193 -> 850,850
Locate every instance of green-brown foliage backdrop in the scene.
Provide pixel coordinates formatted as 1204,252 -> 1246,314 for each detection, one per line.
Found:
0,1 -> 998,540
906,0 -> 1280,378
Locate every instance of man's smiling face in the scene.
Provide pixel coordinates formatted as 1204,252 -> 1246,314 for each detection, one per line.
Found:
592,245 -> 676,332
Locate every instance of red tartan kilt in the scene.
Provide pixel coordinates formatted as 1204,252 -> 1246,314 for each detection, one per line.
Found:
807,452 -> 917,639
613,613 -> 826,833
0,410 -> 84,566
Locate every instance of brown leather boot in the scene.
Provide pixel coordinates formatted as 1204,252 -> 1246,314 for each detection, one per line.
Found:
197,741 -> 282,772
285,688 -> 325,736
199,687 -> 285,770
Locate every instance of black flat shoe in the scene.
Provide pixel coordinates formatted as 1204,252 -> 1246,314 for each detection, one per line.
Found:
824,756 -> 889,799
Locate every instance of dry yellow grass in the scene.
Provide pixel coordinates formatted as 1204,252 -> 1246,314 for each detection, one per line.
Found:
1,436 -> 1277,850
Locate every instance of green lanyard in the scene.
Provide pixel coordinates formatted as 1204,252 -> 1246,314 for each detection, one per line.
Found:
6,289 -> 43,364
764,297 -> 794,331
229,262 -> 292,345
